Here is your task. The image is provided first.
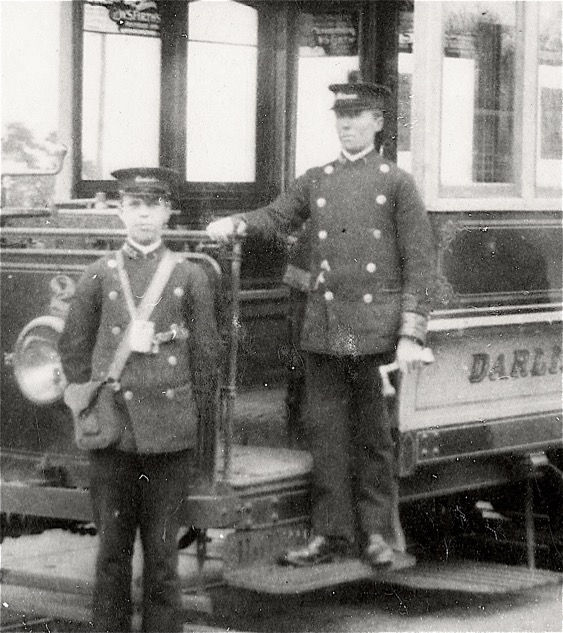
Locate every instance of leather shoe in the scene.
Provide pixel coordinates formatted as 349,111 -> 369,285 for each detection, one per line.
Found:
364,534 -> 394,567
278,535 -> 350,567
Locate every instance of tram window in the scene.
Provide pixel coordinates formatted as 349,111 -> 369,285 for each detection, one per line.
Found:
536,2 -> 562,192
81,3 -> 161,180
397,7 -> 414,173
440,2 -> 519,191
1,1 -> 62,206
185,1 -> 257,183
294,10 -> 360,177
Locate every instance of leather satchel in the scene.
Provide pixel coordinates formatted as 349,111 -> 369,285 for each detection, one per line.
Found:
64,250 -> 178,450
64,379 -> 122,450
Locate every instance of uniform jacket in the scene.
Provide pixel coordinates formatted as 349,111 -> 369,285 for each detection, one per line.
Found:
59,242 -> 222,453
240,150 -> 436,356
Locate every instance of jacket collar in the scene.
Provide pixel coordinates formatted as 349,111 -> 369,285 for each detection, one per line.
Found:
122,238 -> 164,260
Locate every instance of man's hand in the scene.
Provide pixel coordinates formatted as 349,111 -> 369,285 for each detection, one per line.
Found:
396,337 -> 428,374
206,217 -> 247,243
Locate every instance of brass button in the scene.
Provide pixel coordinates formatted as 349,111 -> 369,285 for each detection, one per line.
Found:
324,165 -> 334,175
324,291 -> 334,301
373,229 -> 382,239
376,195 -> 387,205
363,293 -> 373,304
380,164 -> 390,173
108,290 -> 118,300
366,263 -> 376,273
318,230 -> 328,240
111,326 -> 121,336
124,390 -> 133,401
168,356 -> 178,366
107,259 -> 117,268
166,389 -> 175,399
317,198 -> 327,208
173,287 -> 184,297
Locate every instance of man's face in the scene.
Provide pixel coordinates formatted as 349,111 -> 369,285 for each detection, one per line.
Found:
335,109 -> 384,154
119,194 -> 172,245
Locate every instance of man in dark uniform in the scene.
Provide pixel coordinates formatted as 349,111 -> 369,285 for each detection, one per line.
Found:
59,168 -> 221,632
207,80 -> 436,567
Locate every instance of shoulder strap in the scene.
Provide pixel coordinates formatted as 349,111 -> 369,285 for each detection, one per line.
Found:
136,250 -> 179,321
106,250 -> 179,382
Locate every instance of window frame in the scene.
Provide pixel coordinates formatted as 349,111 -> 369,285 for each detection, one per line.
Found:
412,1 -> 561,212
71,0 -> 285,214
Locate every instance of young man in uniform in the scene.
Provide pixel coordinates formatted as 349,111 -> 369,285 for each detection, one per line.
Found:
59,168 -> 221,632
207,80 -> 436,568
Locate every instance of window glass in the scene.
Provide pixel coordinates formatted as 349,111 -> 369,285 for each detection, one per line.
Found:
536,2 -> 562,191
397,6 -> 414,172
1,1 -> 62,206
294,11 -> 360,177
81,2 -> 161,180
185,1 -> 257,182
440,2 -> 518,189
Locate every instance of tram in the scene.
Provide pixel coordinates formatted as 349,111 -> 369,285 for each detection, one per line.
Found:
1,0 -> 562,597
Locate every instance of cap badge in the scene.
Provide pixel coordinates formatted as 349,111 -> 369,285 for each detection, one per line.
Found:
335,93 -> 359,101
135,176 -> 159,183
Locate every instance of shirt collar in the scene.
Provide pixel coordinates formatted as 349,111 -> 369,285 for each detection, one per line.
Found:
341,144 -> 375,163
124,238 -> 162,258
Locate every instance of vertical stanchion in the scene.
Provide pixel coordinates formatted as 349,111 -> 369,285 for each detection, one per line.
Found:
525,476 -> 536,570
221,239 -> 242,480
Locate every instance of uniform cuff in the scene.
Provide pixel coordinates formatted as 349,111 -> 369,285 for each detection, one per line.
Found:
283,264 -> 311,292
399,312 -> 427,345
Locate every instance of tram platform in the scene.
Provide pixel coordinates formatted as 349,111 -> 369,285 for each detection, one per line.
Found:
0,528 -> 230,627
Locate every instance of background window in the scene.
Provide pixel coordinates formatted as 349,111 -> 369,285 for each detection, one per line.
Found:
81,2 -> 161,180
536,1 -> 562,191
440,2 -> 517,188
294,11 -> 359,177
185,1 -> 257,183
1,1 -> 63,206
397,7 -> 414,173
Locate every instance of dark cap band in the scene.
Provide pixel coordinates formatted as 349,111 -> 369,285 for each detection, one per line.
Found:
111,167 -> 181,198
329,81 -> 391,113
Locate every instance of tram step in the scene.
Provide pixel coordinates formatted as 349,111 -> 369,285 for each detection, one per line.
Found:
224,558 -> 563,595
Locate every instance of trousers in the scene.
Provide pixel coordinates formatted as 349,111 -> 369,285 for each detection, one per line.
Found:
89,447 -> 194,633
304,352 -> 397,546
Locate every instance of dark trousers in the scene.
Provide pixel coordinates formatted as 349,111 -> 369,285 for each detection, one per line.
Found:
89,448 -> 193,633
304,352 -> 397,546
286,289 -> 308,447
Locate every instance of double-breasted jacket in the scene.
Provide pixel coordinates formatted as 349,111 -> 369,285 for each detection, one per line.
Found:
59,243 -> 222,453
240,150 -> 436,356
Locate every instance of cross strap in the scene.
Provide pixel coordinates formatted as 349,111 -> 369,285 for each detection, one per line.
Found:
106,249 -> 179,381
